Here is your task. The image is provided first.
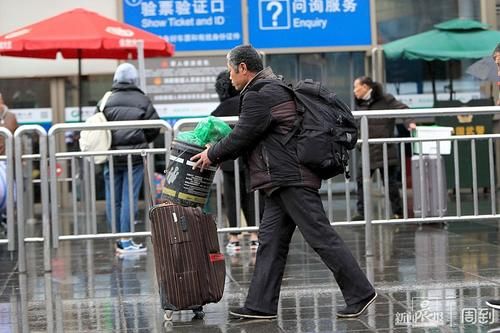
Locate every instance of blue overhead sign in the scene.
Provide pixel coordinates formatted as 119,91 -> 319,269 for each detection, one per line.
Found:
122,0 -> 243,52
248,0 -> 372,49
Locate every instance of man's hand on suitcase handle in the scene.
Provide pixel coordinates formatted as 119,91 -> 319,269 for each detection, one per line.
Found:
190,145 -> 213,172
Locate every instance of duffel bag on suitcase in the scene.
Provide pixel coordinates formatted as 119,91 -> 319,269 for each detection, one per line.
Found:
149,201 -> 226,320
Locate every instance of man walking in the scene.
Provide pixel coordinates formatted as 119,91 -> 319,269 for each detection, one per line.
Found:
191,45 -> 376,319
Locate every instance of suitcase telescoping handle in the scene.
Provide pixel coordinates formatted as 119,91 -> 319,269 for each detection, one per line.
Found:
142,151 -> 156,207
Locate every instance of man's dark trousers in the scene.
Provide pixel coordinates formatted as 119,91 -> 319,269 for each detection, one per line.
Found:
356,165 -> 403,216
244,186 -> 375,314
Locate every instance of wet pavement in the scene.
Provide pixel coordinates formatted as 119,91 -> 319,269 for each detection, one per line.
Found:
0,219 -> 499,332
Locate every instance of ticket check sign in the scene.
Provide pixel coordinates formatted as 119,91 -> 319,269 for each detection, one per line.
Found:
249,0 -> 372,49
123,0 -> 243,51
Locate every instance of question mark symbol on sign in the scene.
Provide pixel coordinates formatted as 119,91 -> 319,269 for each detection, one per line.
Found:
266,1 -> 283,27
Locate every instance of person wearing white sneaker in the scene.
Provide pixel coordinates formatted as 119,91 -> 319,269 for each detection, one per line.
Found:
101,63 -> 160,254
225,236 -> 260,253
225,240 -> 241,253
116,239 -> 147,254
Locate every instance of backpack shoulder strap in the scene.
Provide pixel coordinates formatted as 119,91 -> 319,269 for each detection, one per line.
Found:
247,79 -> 280,93
282,105 -> 303,145
98,91 -> 113,112
279,81 -> 305,145
246,79 -> 301,145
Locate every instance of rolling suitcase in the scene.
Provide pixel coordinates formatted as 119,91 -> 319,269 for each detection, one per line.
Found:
411,155 -> 448,217
149,202 -> 226,321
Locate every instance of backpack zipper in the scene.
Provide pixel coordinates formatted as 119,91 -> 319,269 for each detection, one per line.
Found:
262,145 -> 271,175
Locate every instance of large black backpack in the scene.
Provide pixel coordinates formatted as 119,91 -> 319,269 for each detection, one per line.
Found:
251,79 -> 358,179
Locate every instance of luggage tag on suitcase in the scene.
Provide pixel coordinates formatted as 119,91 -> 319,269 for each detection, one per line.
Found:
171,212 -> 189,232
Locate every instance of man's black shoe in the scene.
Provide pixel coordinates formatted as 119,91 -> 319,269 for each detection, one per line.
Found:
229,307 -> 277,319
336,292 -> 377,318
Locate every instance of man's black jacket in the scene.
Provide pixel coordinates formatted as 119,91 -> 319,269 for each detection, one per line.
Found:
208,68 -> 320,193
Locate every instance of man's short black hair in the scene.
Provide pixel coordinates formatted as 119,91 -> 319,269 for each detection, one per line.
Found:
227,45 -> 264,73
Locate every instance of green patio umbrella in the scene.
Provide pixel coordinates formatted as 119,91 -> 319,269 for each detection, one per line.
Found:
384,19 -> 499,61
383,19 -> 500,101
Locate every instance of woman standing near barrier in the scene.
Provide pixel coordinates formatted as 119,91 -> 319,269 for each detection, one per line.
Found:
101,63 -> 160,255
352,76 -> 411,221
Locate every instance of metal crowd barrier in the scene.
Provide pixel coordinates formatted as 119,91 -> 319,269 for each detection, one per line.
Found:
357,105 -> 500,256
173,107 -> 500,242
47,120 -> 171,249
4,105 -> 500,273
14,125 -> 51,273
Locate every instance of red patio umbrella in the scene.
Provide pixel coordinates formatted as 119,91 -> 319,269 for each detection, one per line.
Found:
0,7 -> 174,118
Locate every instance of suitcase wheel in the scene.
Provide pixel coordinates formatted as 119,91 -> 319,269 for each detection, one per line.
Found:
192,306 -> 205,319
163,321 -> 173,331
164,310 -> 174,321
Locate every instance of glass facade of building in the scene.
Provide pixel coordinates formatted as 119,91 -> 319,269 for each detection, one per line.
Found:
0,0 -> 490,118
0,78 -> 51,109
266,52 -> 366,105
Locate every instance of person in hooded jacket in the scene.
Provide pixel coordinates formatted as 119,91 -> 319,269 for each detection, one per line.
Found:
211,70 -> 263,253
102,63 -> 160,254
352,76 -> 409,220
191,45 -> 376,320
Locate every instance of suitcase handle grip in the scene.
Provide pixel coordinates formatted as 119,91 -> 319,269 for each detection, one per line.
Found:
179,216 -> 188,232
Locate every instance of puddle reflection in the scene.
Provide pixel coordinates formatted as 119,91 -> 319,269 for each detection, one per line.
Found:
3,222 -> 499,332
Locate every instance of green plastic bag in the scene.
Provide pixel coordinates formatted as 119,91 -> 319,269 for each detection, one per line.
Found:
177,116 -> 232,147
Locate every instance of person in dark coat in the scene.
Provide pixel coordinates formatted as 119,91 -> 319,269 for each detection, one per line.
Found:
102,63 -> 160,254
211,70 -> 263,253
192,45 -> 376,320
352,76 -> 408,220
